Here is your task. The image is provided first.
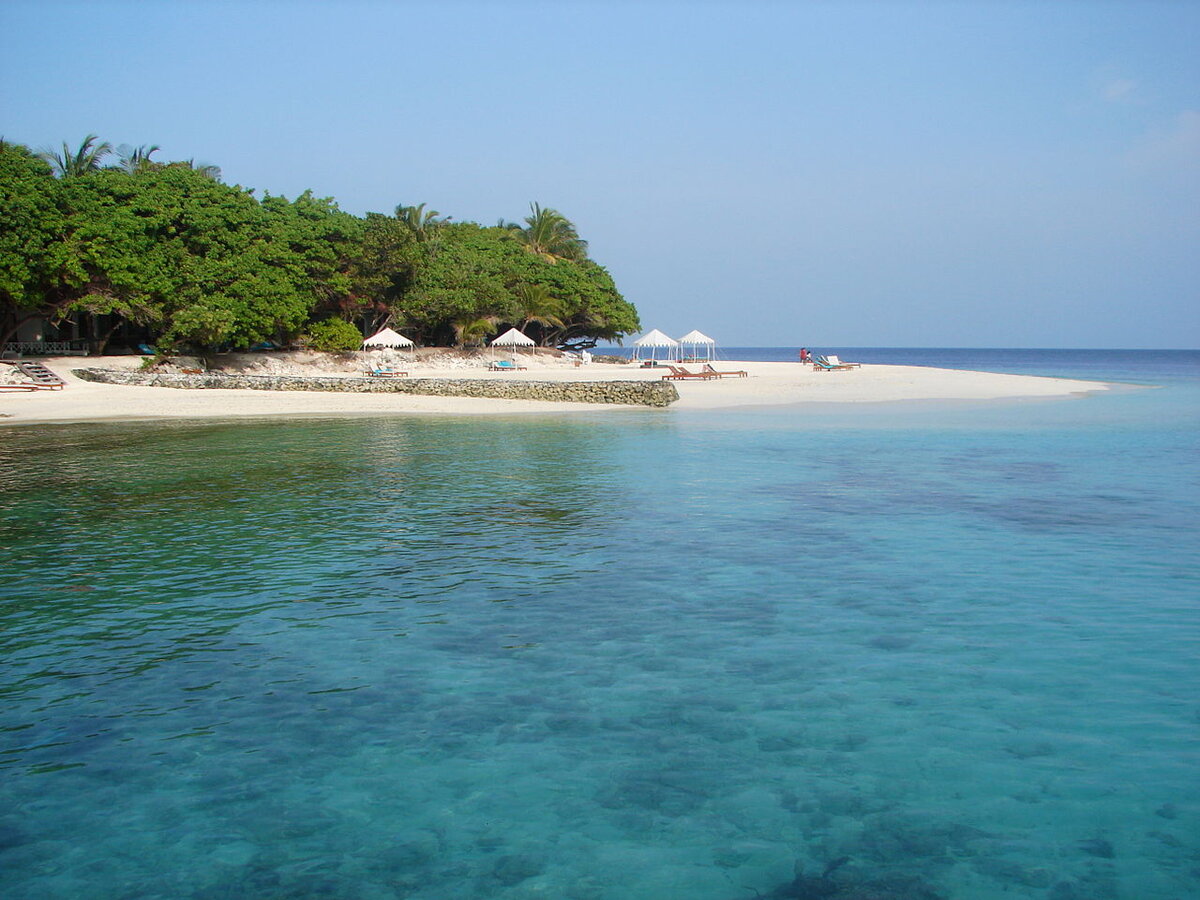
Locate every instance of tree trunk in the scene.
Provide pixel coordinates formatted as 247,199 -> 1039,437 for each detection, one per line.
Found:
94,318 -> 122,355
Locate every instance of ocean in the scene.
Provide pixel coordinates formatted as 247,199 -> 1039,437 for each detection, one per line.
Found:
1,349 -> 1197,899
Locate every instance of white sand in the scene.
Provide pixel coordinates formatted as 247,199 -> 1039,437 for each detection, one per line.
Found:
0,353 -> 1112,426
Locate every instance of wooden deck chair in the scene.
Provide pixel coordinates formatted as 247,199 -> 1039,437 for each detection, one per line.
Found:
661,365 -> 717,380
702,363 -> 747,378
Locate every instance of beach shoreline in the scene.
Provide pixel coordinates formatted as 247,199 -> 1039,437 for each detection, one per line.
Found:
0,353 -> 1117,427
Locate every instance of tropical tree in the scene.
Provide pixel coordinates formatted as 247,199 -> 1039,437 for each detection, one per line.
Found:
395,202 -> 447,242
50,165 -> 319,350
0,142 -> 66,346
261,189 -> 362,315
305,317 -> 363,352
39,134 -> 113,177
513,283 -> 566,345
170,158 -> 222,180
111,143 -> 161,174
452,314 -> 497,348
514,202 -> 587,263
346,212 -> 419,333
3,135 -> 642,352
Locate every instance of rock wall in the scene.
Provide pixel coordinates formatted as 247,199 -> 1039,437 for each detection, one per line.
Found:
72,369 -> 679,408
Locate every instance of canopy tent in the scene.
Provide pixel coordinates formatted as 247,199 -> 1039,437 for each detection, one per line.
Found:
632,329 -> 679,362
490,327 -> 535,359
678,329 -> 716,362
362,327 -> 415,349
490,327 -> 535,349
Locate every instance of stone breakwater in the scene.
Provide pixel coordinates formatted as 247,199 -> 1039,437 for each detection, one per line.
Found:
72,369 -> 679,408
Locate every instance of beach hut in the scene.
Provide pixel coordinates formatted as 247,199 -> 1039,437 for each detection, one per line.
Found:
633,329 -> 679,363
678,329 -> 716,363
362,327 -> 415,349
490,327 -> 535,356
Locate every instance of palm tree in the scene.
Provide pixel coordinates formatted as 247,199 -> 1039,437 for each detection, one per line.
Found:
396,203 -> 448,242
514,284 -> 566,344
112,143 -> 161,174
175,158 -> 222,180
39,134 -> 113,177
452,314 -> 497,348
515,203 -> 587,263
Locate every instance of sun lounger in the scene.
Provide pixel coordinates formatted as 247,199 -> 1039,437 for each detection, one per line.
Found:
488,360 -> 527,371
365,368 -> 407,377
825,355 -> 860,368
812,355 -> 854,371
702,363 -> 747,378
661,365 -> 717,380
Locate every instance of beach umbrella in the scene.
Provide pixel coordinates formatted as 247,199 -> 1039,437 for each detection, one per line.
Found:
632,329 -> 679,362
678,329 -> 715,362
362,327 -> 414,349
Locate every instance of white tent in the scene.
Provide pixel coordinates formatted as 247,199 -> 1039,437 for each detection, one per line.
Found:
490,327 -> 535,350
362,327 -> 415,349
632,329 -> 679,362
678,329 -> 715,362
490,327 -> 535,348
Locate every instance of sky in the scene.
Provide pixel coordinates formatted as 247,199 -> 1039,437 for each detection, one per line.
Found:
2,0 -> 1197,348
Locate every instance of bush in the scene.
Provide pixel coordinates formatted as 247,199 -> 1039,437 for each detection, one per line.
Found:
305,319 -> 363,352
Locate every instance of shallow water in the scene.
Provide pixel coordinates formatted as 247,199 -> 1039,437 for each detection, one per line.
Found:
1,352 -> 1197,899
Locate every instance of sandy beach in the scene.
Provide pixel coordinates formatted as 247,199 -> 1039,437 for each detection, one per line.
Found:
0,352 -> 1113,426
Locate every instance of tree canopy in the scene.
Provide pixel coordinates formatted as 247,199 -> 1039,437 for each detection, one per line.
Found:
0,136 -> 640,352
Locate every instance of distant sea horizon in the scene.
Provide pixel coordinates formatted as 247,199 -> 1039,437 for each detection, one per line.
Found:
596,345 -> 1199,383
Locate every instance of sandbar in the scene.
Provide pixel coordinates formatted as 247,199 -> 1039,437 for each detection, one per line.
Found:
0,353 -> 1113,426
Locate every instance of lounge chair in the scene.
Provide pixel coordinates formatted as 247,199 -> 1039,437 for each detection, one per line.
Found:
812,355 -> 854,371
661,365 -> 716,381
702,363 -> 747,378
365,367 -> 407,377
826,354 -> 860,368
488,360 -> 527,371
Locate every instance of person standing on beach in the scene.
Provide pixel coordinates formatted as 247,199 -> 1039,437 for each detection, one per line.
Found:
799,348 -> 810,363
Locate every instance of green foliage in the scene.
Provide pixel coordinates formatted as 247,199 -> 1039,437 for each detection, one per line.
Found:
452,315 -> 498,348
515,283 -> 566,334
305,317 -> 363,352
514,202 -> 588,262
345,212 -> 418,333
111,144 -> 161,174
1,135 -> 641,351
0,143 -> 63,318
379,221 -> 639,347
262,190 -> 363,318
39,134 -> 113,178
395,202 -> 447,242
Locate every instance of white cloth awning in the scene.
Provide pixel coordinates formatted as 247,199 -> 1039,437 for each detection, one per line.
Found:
633,329 -> 679,347
363,327 -> 414,348
678,330 -> 714,344
491,327 -> 535,347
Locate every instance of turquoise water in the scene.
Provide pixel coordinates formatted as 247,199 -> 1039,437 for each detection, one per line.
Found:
1,352 -> 1197,899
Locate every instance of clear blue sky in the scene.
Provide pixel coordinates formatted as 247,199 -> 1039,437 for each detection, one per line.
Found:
2,0 -> 1197,348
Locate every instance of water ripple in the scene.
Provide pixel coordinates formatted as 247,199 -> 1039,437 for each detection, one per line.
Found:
1,411 -> 1197,899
